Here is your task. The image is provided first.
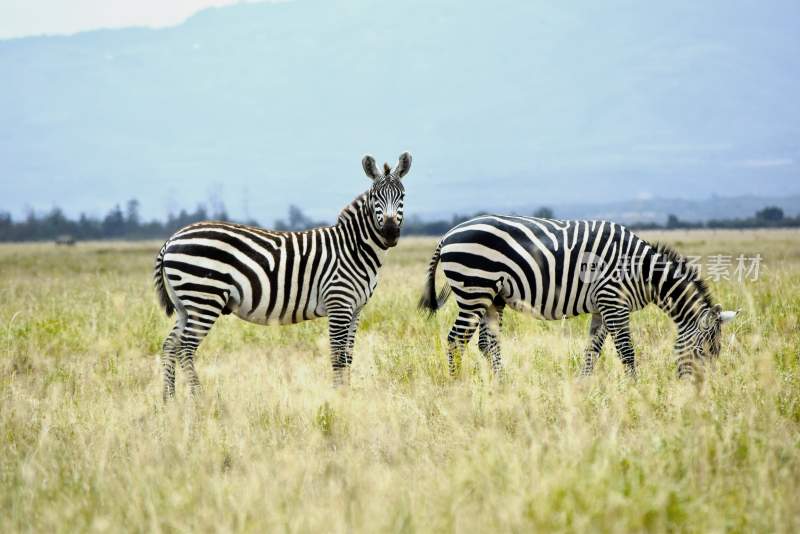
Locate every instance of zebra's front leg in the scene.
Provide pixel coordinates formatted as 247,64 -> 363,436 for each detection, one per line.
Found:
478,305 -> 504,376
342,310 -> 361,385
327,307 -> 356,386
610,328 -> 636,377
581,313 -> 609,376
600,304 -> 637,377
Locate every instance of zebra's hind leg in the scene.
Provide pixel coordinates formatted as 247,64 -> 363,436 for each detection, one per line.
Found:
478,305 -> 504,376
161,321 -> 184,402
581,313 -> 609,376
175,307 -> 221,397
447,309 -> 483,377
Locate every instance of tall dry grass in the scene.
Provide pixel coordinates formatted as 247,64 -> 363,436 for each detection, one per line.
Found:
1,232 -> 799,532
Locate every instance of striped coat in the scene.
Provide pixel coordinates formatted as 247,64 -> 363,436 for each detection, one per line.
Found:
420,215 -> 737,378
154,152 -> 411,399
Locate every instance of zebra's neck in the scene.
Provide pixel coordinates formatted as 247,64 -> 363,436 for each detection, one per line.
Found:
334,192 -> 387,272
645,247 -> 713,333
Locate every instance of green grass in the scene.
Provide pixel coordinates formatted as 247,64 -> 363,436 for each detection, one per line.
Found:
1,231 -> 799,533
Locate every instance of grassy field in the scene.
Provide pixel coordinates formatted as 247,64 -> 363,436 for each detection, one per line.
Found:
1,230 -> 799,533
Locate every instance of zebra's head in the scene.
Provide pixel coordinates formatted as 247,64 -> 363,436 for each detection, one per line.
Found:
361,151 -> 412,248
682,303 -> 738,362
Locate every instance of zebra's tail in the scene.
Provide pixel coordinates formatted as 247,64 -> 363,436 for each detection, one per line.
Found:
154,242 -> 175,317
418,240 -> 452,315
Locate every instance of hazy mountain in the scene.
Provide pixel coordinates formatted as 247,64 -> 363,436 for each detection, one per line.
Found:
2,0 -> 799,223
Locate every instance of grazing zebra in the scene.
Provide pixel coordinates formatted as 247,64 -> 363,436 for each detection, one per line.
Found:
154,152 -> 411,399
419,215 -> 737,378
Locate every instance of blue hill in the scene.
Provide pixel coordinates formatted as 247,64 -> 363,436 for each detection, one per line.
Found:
1,0 -> 798,222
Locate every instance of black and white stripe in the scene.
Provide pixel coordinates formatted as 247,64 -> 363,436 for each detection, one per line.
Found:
420,216 -> 737,378
154,152 -> 411,399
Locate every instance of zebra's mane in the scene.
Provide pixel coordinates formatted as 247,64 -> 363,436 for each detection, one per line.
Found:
337,191 -> 369,223
652,242 -> 714,308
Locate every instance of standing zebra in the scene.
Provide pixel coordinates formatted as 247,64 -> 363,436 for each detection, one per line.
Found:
419,216 -> 737,378
154,152 -> 411,399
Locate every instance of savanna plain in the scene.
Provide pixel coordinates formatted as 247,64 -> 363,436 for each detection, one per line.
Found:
1,231 -> 799,533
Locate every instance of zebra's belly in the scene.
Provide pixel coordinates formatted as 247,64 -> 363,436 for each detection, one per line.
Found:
503,294 -> 594,320
495,270 -> 598,320
232,294 -> 326,326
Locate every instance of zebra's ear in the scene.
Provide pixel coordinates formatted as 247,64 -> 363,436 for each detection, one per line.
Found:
362,155 -> 381,180
714,303 -> 738,324
699,308 -> 715,329
393,151 -> 412,179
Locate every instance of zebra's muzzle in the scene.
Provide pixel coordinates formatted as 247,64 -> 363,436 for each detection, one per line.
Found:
382,220 -> 401,247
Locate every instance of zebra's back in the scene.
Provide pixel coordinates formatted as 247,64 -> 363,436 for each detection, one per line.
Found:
161,221 -> 338,325
439,215 -> 644,319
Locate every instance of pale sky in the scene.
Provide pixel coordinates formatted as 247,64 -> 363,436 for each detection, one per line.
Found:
0,0 -> 265,39
2,0 -> 797,221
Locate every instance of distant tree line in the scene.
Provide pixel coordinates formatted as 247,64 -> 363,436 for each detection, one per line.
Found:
273,205 -> 328,231
625,206 -> 799,230
0,200 -> 327,242
0,200 -> 238,242
0,202 -> 797,243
